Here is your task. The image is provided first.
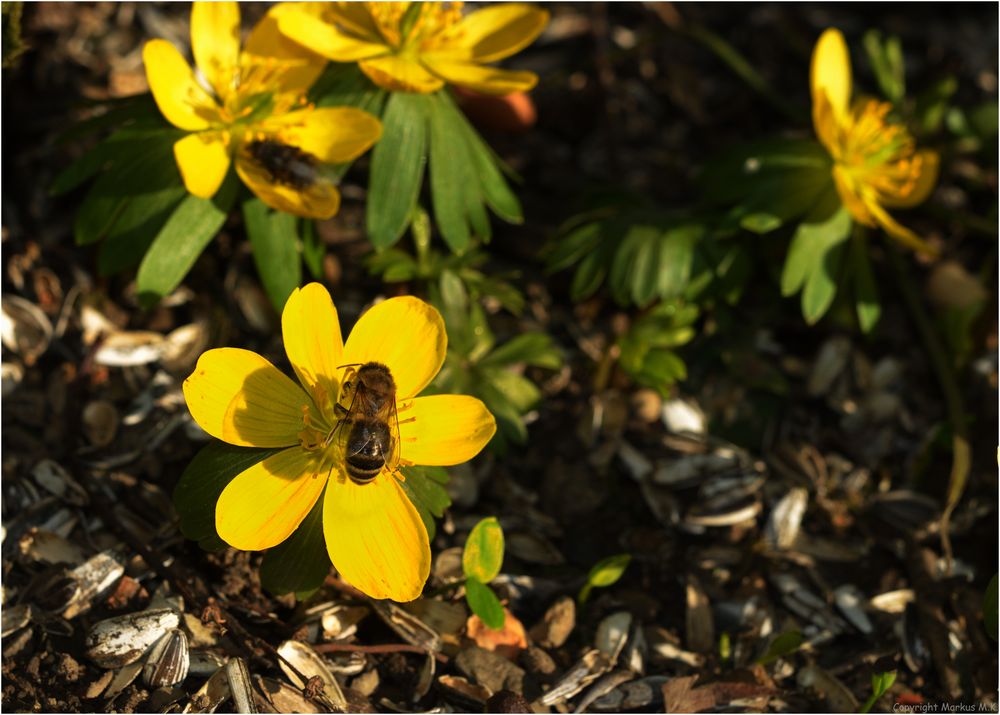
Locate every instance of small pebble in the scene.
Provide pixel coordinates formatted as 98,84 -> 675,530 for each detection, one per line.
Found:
520,646 -> 557,676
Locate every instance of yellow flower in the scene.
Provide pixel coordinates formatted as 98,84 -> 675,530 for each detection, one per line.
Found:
183,283 -> 496,602
277,2 -> 549,95
811,28 -> 940,255
143,2 -> 382,219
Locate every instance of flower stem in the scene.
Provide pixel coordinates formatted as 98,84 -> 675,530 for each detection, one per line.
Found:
887,242 -> 970,571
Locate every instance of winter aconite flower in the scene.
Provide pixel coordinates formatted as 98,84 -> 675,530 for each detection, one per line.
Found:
277,2 -> 549,94
183,283 -> 496,602
811,28 -> 939,255
143,2 -> 382,218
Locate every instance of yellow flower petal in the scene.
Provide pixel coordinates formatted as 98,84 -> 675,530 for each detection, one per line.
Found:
865,196 -> 939,257
282,283 -> 344,416
323,469 -> 430,601
277,8 -> 388,62
398,395 -> 496,466
184,348 -> 308,447
812,89 -> 841,155
191,1 -> 241,101
444,4 -> 549,63
264,107 -> 382,164
878,150 -> 940,209
832,164 -> 875,226
342,297 -> 447,399
245,5 -> 328,95
324,3 -> 385,43
811,29 -> 852,129
174,131 -> 232,199
421,57 -> 538,95
235,151 -> 341,219
216,447 -> 326,551
142,39 -> 219,131
360,55 -> 445,93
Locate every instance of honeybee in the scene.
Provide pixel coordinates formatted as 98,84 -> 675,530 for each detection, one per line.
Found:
327,362 -> 400,485
245,138 -> 322,190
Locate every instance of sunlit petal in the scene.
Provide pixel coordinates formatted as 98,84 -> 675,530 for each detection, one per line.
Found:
341,297 -> 447,399
360,55 -> 445,93
173,131 -> 232,199
443,4 -> 549,63
421,56 -> 538,95
282,283 -> 344,417
264,107 -> 382,164
878,150 -> 940,209
191,1 -> 241,102
323,469 -> 430,601
184,348 -> 308,447
216,447 -> 327,550
245,4 -> 328,94
398,395 -> 496,466
142,39 -> 219,131
235,151 -> 341,219
811,28 -> 851,128
277,8 -> 388,62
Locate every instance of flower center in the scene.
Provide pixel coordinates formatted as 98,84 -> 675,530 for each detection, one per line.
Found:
835,98 -> 925,201
366,2 -> 464,53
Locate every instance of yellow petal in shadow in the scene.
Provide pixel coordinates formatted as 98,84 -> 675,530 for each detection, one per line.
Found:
421,57 -> 538,95
245,6 -> 328,95
142,39 -> 219,131
341,297 -> 447,399
235,150 -> 341,219
445,4 -> 549,63
832,165 -> 875,226
398,395 -> 496,466
183,348 -> 308,447
360,55 -> 444,93
282,283 -> 344,416
216,447 -> 327,551
866,197 -> 939,257
811,29 -> 852,128
265,107 -> 382,164
191,1 -> 241,101
277,8 -> 388,62
323,470 -> 430,602
174,131 -> 232,199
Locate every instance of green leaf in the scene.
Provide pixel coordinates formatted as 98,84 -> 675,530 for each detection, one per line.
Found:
545,222 -> 603,273
367,92 -> 429,250
97,185 -> 187,276
428,95 -> 474,253
850,232 -> 881,333
475,380 -> 527,448
73,136 -> 180,246
755,629 -> 804,665
571,241 -> 614,301
399,465 -> 451,541
173,441 -> 282,550
578,553 -> 630,605
863,30 -> 905,104
489,369 -> 542,414
260,489 -> 331,598
243,198 -> 303,313
301,220 -> 325,281
463,516 -> 505,583
656,223 -> 702,300
860,670 -> 897,714
479,333 -> 562,370
985,574 -> 998,641
465,576 -> 505,630
610,224 -> 661,306
136,171 -> 238,308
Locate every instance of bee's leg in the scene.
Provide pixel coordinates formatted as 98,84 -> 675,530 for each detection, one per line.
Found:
333,402 -> 349,417
396,400 -> 415,414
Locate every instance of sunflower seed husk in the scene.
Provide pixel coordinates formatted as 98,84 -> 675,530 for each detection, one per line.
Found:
226,658 -> 258,714
32,459 -> 88,506
82,400 -> 120,447
85,608 -> 181,668
870,589 -> 915,614
766,488 -> 808,550
102,661 -> 145,703
414,653 -> 435,701
256,676 -> 323,713
901,602 -> 929,672
833,585 -> 873,635
188,651 -> 226,677
183,665 -> 231,714
595,611 -> 632,662
93,330 -> 166,367
537,649 -> 612,706
685,574 -> 714,653
797,664 -> 859,712
18,528 -> 85,565
143,629 -> 190,688
438,674 -> 491,708
574,669 -> 635,713
372,600 -> 441,652
1,294 -> 53,365
2,603 -> 32,637
319,604 -> 370,641
64,549 -> 126,619
276,639 -> 346,711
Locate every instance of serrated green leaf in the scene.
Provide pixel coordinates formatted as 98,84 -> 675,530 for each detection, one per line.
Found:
243,198 -> 303,313
399,465 -> 451,541
463,517 -> 505,583
136,171 -> 238,308
478,333 -> 562,370
579,553 -> 630,605
465,576 -> 505,630
489,369 -> 541,414
756,629 -> 804,665
260,489 -> 331,598
546,222 -> 603,273
985,574 -> 998,641
367,92 -> 429,250
173,441 -> 282,550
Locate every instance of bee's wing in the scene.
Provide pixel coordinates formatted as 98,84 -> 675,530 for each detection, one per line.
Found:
384,398 -> 402,473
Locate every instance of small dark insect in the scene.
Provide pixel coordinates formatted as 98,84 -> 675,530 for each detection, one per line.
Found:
327,362 -> 400,485
245,138 -> 320,190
